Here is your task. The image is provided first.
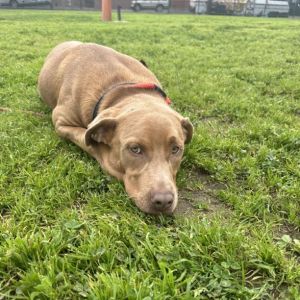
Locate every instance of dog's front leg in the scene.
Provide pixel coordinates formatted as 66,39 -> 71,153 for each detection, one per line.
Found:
57,125 -> 95,154
52,110 -> 96,158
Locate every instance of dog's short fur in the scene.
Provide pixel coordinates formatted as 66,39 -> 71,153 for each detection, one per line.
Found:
38,41 -> 193,214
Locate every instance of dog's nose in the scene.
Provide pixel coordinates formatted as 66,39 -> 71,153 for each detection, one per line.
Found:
151,191 -> 174,212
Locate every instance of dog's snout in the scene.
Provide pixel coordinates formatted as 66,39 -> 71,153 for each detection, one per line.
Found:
151,191 -> 174,212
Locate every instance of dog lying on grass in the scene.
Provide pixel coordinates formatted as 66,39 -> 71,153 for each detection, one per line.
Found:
38,41 -> 193,215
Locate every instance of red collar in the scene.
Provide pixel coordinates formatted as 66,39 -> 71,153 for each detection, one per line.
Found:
130,83 -> 172,105
92,82 -> 172,120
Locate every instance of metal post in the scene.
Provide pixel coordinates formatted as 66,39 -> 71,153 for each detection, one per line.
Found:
117,5 -> 122,21
102,0 -> 112,21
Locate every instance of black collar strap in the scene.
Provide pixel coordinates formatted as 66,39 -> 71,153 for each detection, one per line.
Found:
92,82 -> 171,120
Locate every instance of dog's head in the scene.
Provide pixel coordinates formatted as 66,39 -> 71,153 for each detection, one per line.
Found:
85,101 -> 193,215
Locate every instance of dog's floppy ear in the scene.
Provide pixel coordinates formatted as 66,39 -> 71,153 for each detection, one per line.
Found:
181,118 -> 193,144
85,118 -> 117,146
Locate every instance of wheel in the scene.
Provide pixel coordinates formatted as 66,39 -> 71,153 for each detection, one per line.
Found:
133,3 -> 141,11
10,0 -> 18,8
156,4 -> 164,12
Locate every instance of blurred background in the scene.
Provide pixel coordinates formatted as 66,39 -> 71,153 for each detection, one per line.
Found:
1,0 -> 300,17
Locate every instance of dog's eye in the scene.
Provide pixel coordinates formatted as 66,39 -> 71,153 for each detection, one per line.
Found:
171,145 -> 181,155
130,145 -> 142,155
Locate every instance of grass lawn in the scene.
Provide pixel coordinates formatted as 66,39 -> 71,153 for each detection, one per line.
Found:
0,9 -> 300,299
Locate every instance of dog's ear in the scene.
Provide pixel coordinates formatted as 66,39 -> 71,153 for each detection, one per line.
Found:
181,118 -> 193,144
85,118 -> 117,146
140,59 -> 148,68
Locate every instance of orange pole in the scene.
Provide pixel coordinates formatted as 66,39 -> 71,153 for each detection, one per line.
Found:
102,0 -> 112,21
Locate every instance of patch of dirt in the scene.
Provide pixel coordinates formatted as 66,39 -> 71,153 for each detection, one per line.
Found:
175,169 -> 231,217
0,208 -> 11,222
0,107 -> 11,113
0,205 -> 10,219
0,107 -> 46,117
175,190 -> 231,218
294,108 -> 300,116
190,167 -> 226,188
275,223 -> 300,240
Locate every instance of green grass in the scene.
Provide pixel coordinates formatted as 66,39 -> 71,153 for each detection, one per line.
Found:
0,9 -> 299,299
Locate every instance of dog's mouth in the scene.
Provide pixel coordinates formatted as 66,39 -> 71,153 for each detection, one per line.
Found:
148,207 -> 175,216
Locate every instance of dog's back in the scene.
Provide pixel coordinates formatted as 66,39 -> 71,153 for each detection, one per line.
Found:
38,41 -> 82,108
38,41 -> 159,114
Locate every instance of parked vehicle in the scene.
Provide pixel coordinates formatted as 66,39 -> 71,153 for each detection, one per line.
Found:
245,0 -> 289,16
195,0 -> 247,14
0,0 -> 52,8
194,0 -> 288,15
131,0 -> 169,11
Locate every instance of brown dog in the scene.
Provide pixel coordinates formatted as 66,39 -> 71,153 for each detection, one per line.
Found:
38,41 -> 193,215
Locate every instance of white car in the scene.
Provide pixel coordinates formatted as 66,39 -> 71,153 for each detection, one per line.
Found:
131,0 -> 169,12
245,0 -> 289,16
0,0 -> 52,8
